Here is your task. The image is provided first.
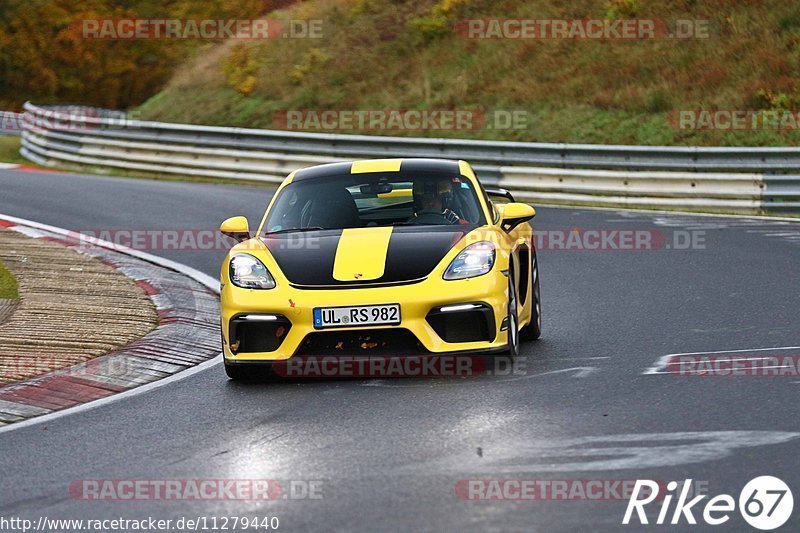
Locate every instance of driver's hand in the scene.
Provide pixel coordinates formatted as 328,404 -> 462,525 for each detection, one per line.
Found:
443,208 -> 461,224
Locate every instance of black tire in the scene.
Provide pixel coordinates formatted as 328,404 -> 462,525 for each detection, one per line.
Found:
520,249 -> 542,341
506,272 -> 520,356
224,361 -> 271,381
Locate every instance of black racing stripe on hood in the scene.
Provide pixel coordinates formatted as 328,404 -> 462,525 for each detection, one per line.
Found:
262,230 -> 342,285
381,226 -> 466,282
264,226 -> 467,286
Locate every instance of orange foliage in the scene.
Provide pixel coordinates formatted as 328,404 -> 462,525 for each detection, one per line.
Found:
0,0 -> 291,109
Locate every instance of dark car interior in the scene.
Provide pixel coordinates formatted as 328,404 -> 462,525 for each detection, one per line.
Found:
263,173 -> 486,233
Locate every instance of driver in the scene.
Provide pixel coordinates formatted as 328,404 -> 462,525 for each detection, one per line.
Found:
407,178 -> 464,224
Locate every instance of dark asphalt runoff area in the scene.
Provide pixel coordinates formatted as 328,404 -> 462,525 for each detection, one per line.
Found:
1,168 -> 799,532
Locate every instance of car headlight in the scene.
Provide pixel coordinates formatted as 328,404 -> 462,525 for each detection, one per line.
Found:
229,254 -> 276,289
443,241 -> 495,280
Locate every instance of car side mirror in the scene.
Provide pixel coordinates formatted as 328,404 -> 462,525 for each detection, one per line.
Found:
220,216 -> 250,242
485,187 -> 516,204
499,203 -> 536,233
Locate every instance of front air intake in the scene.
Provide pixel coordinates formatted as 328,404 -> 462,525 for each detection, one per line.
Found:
426,303 -> 495,343
229,314 -> 291,353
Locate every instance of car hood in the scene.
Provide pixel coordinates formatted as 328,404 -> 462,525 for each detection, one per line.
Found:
261,226 -> 470,287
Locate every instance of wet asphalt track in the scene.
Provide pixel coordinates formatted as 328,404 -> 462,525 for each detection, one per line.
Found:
1,169 -> 800,532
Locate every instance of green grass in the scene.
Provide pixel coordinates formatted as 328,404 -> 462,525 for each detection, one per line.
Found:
0,260 -> 18,300
0,136 -> 27,165
135,0 -> 800,147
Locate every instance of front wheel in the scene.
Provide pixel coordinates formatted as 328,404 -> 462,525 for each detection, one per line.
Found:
520,249 -> 542,341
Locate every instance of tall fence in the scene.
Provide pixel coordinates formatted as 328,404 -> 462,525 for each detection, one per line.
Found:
19,102 -> 800,215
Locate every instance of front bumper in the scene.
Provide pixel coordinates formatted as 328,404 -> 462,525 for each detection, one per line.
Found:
221,270 -> 510,362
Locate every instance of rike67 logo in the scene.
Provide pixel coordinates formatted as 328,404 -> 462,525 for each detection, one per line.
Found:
623,476 -> 793,530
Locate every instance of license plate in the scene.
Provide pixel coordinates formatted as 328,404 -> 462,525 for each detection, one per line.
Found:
313,304 -> 400,329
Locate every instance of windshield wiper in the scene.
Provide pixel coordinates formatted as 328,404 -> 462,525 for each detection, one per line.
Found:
264,226 -> 324,235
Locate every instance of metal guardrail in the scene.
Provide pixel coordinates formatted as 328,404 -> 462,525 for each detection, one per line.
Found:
19,102 -> 800,215
0,111 -> 23,136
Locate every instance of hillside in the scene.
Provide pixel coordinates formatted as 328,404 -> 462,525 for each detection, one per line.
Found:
0,0 -> 790,146
132,0 -> 800,146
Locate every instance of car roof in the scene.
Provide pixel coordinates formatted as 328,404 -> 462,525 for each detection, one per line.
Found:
291,158 -> 465,181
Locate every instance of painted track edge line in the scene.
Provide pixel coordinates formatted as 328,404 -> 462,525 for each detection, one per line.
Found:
0,212 -> 222,435
642,345 -> 800,375
0,354 -> 222,435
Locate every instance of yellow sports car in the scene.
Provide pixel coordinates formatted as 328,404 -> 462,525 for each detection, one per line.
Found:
218,158 -> 541,379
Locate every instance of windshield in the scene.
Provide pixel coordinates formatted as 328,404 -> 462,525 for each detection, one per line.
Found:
262,172 -> 486,234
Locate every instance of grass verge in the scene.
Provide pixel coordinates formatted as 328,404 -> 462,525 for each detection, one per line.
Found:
0,259 -> 19,299
0,136 -> 27,165
37,160 -> 280,190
